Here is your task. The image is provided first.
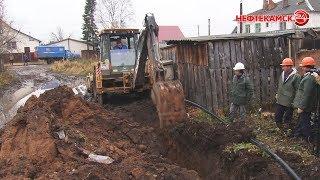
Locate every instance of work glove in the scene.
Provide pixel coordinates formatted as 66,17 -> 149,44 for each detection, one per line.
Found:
312,72 -> 319,78
297,108 -> 303,114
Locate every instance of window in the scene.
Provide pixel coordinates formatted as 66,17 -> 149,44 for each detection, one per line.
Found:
7,42 -> 17,49
245,24 -> 250,33
266,23 -> 269,27
255,23 -> 261,33
280,22 -> 287,30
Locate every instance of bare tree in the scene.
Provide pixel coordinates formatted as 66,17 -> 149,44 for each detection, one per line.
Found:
96,0 -> 134,29
50,27 -> 65,42
0,0 -> 18,71
0,0 -> 19,55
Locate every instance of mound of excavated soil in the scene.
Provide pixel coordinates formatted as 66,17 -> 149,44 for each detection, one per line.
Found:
0,86 -> 199,179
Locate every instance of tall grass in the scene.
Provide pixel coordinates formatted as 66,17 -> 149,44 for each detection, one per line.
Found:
51,59 -> 98,76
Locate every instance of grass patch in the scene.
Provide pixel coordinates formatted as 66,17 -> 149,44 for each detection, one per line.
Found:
51,59 -> 98,76
187,107 -> 218,125
0,71 -> 14,87
247,112 -> 317,165
224,142 -> 261,154
224,142 -> 270,159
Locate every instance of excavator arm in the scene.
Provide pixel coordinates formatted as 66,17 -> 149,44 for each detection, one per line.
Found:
133,14 -> 186,128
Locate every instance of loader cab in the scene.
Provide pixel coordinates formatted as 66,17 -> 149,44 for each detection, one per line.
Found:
100,29 -> 140,74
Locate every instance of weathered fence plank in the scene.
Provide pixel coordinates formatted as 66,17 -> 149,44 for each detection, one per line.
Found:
205,67 -> 213,111
209,69 -> 218,111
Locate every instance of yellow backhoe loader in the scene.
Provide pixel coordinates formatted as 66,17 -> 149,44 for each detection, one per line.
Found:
88,14 -> 186,128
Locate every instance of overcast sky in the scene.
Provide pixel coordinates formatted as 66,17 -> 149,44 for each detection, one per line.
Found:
5,0 -> 268,42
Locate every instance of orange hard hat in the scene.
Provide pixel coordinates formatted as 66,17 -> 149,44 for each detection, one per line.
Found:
280,58 -> 294,66
300,57 -> 316,67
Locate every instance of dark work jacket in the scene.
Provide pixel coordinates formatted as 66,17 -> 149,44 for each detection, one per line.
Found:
293,73 -> 318,112
276,68 -> 301,107
230,74 -> 254,106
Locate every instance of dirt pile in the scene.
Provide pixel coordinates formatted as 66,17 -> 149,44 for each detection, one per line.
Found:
161,121 -> 291,179
0,86 -> 199,179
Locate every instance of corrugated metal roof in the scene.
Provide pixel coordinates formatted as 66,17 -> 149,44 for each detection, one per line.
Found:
248,0 -> 320,16
47,38 -> 93,46
166,28 -> 320,44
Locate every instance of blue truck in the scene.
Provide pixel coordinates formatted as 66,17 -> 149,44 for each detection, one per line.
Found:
35,45 -> 80,64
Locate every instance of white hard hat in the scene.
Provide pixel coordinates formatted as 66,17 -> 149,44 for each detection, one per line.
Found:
233,62 -> 245,70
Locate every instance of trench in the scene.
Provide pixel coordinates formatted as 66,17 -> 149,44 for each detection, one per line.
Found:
102,94 -> 290,179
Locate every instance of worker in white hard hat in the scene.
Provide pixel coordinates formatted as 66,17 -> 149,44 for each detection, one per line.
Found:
229,62 -> 254,122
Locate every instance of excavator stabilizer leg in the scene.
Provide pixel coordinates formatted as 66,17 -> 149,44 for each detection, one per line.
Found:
151,80 -> 186,128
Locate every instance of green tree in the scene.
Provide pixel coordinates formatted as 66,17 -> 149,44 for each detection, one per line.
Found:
82,0 -> 98,49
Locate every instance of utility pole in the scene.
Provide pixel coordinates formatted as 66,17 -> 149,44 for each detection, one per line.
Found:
208,18 -> 211,36
240,0 -> 243,33
197,25 -> 200,36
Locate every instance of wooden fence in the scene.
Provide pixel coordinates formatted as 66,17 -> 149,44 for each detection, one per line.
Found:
81,50 -> 99,60
161,34 -> 300,112
2,52 -> 37,63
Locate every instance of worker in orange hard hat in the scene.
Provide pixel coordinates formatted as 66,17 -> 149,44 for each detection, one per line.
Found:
292,57 -> 317,141
275,58 -> 300,129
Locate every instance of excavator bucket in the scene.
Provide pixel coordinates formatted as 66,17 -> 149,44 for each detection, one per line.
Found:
151,80 -> 186,128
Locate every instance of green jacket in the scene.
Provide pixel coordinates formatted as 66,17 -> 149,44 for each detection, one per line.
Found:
230,74 -> 254,106
276,69 -> 301,107
293,73 -> 318,112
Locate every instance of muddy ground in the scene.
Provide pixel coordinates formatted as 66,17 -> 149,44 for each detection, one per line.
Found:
0,65 -> 319,179
0,84 -> 291,179
0,65 -> 86,128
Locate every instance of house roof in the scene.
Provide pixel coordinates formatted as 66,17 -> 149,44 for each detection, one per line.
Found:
47,38 -> 93,46
158,26 -> 185,42
0,20 -> 41,42
248,0 -> 320,16
166,28 -> 320,44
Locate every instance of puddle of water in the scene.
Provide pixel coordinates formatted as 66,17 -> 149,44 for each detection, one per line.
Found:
39,79 -> 60,90
1,81 -> 35,111
2,89 -> 50,127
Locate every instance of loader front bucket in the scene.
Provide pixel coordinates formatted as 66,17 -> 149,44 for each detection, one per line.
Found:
151,80 -> 186,128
